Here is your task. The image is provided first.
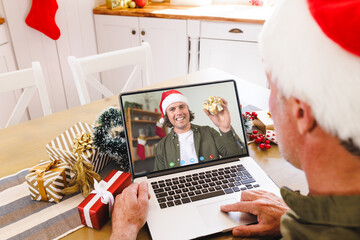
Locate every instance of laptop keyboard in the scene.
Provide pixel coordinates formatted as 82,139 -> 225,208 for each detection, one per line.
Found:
151,164 -> 260,209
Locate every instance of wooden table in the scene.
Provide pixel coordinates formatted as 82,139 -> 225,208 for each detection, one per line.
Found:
0,68 -> 308,239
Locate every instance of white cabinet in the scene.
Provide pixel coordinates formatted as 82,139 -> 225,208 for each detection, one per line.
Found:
199,21 -> 267,87
94,15 -> 188,92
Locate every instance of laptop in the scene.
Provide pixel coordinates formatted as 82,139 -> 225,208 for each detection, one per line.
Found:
119,80 -> 280,240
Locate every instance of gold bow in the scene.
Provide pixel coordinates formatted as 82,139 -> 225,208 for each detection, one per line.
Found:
72,132 -> 94,154
30,160 -> 67,201
203,96 -> 224,115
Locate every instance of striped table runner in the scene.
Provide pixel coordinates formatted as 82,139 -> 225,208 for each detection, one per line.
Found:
0,169 -> 84,240
0,161 -> 120,240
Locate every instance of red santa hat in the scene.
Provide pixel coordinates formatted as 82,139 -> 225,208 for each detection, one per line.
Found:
259,0 -> 360,148
159,90 -> 188,123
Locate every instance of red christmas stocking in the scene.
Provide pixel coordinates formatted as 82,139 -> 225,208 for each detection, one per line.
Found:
137,138 -> 146,161
155,121 -> 166,138
25,0 -> 61,40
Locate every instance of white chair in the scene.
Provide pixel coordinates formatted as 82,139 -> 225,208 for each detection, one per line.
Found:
0,61 -> 52,128
68,42 -> 154,105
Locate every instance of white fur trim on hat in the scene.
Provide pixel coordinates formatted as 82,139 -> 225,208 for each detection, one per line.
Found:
161,93 -> 188,116
259,0 -> 360,148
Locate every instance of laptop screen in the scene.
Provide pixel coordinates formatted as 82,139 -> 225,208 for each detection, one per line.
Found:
119,80 -> 249,177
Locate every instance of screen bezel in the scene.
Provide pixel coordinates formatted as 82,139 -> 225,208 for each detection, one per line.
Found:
119,80 -> 250,179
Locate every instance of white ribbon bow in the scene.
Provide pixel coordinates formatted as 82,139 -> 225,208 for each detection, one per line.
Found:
83,171 -> 122,228
91,179 -> 115,215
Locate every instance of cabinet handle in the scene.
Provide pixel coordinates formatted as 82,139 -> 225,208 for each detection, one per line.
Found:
229,28 -> 243,34
141,30 -> 146,36
131,30 -> 136,35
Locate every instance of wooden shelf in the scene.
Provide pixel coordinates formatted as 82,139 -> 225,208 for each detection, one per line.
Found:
133,136 -> 161,141
132,119 -> 157,124
131,108 -> 160,116
125,107 -> 166,164
134,155 -> 155,162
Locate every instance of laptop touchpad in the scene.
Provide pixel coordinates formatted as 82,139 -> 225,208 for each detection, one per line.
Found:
197,198 -> 257,230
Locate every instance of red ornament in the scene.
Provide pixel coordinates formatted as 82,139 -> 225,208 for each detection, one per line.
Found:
253,130 -> 258,134
265,144 -> 271,149
259,143 -> 265,149
265,140 -> 270,144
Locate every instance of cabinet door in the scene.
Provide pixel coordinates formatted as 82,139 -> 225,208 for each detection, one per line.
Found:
199,38 -> 267,88
139,17 -> 188,85
94,15 -> 142,92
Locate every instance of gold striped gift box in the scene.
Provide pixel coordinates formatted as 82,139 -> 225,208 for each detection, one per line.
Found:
25,159 -> 71,203
46,122 -> 111,173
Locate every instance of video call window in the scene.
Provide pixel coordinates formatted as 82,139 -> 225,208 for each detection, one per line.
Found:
120,81 -> 248,176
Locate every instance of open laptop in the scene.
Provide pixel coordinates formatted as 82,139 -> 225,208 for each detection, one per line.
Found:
119,80 -> 279,240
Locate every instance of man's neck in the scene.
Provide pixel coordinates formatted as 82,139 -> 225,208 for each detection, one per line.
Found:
302,133 -> 360,196
174,124 -> 191,134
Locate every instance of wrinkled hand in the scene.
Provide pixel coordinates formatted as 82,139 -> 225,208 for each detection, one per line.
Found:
111,182 -> 150,240
221,189 -> 289,237
203,98 -> 231,133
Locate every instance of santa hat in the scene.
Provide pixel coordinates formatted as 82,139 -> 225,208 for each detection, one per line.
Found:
159,90 -> 188,123
259,0 -> 360,148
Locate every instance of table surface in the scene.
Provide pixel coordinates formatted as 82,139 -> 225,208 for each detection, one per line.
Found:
0,68 -> 308,239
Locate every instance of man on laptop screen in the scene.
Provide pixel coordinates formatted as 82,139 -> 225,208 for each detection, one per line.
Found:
154,89 -> 245,171
122,81 -> 247,176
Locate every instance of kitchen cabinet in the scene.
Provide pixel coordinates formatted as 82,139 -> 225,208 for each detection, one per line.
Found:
0,23 -> 27,128
199,21 -> 267,88
94,15 -> 189,92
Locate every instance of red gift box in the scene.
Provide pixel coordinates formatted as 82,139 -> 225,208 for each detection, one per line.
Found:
78,170 -> 131,229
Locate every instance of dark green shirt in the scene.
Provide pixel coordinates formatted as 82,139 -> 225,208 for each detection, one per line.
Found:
153,124 -> 245,171
280,187 -> 360,240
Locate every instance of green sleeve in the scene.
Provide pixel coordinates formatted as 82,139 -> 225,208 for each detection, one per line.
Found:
212,127 -> 245,157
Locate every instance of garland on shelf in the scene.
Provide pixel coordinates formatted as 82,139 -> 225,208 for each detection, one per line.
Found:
93,107 -> 130,172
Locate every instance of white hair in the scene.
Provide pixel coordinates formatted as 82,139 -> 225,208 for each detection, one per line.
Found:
259,0 -> 360,149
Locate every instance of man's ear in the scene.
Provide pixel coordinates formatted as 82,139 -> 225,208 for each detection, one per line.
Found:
291,98 -> 317,135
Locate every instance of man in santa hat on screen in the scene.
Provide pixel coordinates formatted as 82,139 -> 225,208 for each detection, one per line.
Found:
153,89 -> 245,171
110,0 -> 360,239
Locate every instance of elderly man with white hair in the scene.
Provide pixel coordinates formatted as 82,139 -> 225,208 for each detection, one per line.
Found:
110,0 -> 360,239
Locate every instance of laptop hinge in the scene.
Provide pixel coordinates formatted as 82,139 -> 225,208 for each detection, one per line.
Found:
147,157 -> 240,179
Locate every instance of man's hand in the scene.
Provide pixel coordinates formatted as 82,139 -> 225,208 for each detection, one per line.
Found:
110,182 -> 150,240
221,189 -> 289,237
203,98 -> 231,133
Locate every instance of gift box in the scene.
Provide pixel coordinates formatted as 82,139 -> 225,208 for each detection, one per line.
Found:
26,159 -> 71,203
77,170 -> 131,230
46,122 -> 111,173
106,0 -> 128,9
252,111 -> 274,134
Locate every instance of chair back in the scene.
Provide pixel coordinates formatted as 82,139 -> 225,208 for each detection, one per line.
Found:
0,61 -> 52,128
68,42 -> 154,105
